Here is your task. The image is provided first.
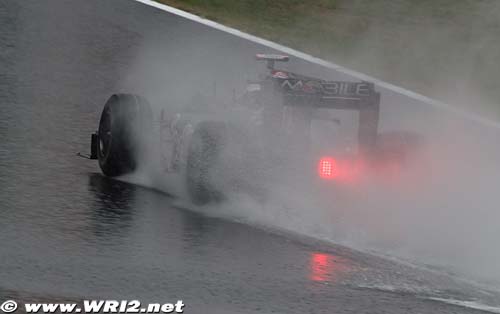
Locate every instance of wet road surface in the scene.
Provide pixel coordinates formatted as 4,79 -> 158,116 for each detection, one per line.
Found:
1,1 -> 500,313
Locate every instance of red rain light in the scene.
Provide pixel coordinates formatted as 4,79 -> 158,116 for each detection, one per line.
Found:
318,157 -> 337,180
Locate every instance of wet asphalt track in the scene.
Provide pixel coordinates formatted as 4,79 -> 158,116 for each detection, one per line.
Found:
1,1 -> 500,313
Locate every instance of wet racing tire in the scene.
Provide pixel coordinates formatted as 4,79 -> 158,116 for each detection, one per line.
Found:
186,121 -> 227,205
97,94 -> 153,177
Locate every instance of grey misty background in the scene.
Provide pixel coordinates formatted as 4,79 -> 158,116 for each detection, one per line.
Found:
118,1 -> 500,287
279,0 -> 500,119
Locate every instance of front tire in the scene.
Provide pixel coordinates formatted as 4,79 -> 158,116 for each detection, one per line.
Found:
97,94 -> 153,177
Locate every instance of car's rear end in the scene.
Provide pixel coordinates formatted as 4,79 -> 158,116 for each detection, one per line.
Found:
254,54 -> 424,196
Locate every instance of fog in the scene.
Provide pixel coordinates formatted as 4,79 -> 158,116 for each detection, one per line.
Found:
319,0 -> 500,120
116,9 -> 500,288
327,0 -> 500,283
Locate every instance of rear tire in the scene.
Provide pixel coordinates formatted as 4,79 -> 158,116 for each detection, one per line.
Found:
97,94 -> 153,177
186,121 -> 227,205
375,131 -> 423,162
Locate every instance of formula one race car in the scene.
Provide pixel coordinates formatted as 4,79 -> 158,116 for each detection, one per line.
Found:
82,54 -> 420,204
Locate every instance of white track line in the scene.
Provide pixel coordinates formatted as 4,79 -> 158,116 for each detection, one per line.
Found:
429,298 -> 500,314
133,0 -> 500,128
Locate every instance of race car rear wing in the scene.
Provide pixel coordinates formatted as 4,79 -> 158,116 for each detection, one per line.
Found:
280,79 -> 377,107
256,54 -> 380,152
276,77 -> 380,152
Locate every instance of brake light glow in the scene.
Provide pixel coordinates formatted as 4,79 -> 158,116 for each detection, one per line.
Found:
318,157 -> 337,180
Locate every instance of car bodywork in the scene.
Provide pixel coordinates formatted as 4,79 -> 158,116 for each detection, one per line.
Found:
83,54 -> 418,203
